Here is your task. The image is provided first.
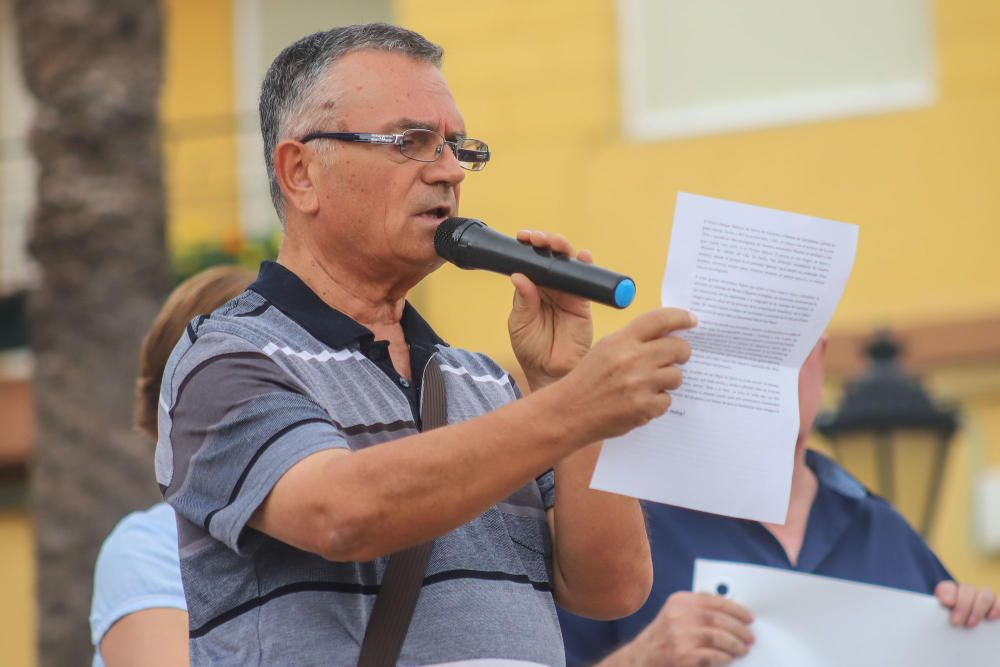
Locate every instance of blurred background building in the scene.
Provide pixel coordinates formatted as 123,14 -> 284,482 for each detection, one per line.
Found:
2,0 -> 999,664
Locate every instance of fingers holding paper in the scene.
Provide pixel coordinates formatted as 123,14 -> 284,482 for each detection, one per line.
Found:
936,581 -> 1000,628
555,307 -> 696,444
604,592 -> 754,667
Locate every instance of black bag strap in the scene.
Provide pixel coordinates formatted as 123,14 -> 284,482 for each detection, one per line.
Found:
357,359 -> 447,667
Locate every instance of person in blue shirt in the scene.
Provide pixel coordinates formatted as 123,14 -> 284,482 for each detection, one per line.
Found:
559,337 -> 1000,666
89,266 -> 254,667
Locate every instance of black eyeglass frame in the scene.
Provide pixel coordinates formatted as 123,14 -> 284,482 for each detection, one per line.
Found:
299,129 -> 490,170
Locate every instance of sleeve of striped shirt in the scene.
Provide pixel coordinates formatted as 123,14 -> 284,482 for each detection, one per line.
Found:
158,331 -> 348,555
537,470 -> 556,511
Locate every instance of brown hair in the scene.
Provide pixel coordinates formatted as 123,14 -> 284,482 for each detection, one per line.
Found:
135,265 -> 256,440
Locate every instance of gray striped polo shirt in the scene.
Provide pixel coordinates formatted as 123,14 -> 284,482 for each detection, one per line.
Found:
155,262 -> 563,666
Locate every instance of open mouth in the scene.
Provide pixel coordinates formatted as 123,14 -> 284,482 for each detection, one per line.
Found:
416,205 -> 452,223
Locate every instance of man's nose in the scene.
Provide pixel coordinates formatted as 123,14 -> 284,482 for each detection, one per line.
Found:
422,142 -> 466,187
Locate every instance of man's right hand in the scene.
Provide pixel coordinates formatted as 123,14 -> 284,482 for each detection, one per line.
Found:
552,307 -> 696,445
603,592 -> 755,667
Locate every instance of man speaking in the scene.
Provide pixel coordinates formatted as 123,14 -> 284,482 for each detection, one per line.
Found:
156,23 -> 694,666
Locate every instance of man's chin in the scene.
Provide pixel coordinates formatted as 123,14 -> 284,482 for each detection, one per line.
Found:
397,251 -> 446,280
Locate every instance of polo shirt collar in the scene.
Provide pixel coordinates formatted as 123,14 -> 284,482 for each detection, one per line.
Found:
807,449 -> 867,500
248,261 -> 446,350
794,449 -> 867,572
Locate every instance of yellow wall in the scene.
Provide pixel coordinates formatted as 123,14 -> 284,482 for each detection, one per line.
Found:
0,512 -> 34,667
403,0 -> 1000,355
161,0 -> 241,252
400,0 -> 1000,589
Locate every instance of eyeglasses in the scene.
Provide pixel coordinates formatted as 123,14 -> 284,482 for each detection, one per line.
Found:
300,128 -> 490,171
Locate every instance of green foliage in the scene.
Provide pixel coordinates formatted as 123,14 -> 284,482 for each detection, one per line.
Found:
171,231 -> 281,284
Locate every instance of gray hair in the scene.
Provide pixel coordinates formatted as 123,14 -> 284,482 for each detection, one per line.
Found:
259,23 -> 444,223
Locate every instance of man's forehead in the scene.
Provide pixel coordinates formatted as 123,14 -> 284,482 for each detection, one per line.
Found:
325,50 -> 462,126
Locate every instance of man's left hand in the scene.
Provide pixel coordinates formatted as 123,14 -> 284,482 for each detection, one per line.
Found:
508,230 -> 594,390
935,581 -> 1000,627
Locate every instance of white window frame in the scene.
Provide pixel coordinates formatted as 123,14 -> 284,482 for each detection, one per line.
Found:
0,0 -> 37,291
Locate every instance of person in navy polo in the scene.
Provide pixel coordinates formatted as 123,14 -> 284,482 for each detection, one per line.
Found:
560,338 -> 1000,667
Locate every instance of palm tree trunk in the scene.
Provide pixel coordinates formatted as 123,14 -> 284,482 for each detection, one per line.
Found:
13,1 -> 169,664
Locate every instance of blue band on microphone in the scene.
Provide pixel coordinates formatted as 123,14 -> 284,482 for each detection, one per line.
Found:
614,279 -> 636,308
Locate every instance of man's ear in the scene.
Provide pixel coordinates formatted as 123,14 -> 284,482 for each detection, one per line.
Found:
273,139 -> 320,216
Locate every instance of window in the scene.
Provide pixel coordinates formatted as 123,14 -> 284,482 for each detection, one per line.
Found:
618,0 -> 936,140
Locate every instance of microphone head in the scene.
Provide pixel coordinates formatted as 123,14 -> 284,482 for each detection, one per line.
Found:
434,216 -> 482,263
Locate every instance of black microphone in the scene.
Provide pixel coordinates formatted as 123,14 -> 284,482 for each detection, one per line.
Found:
434,217 -> 636,309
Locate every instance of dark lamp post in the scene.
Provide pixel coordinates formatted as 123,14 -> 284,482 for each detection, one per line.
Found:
815,332 -> 958,536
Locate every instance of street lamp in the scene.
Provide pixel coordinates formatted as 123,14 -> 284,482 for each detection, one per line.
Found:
815,331 -> 958,536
